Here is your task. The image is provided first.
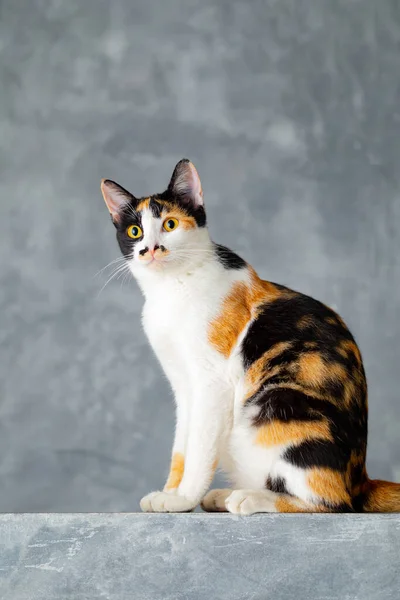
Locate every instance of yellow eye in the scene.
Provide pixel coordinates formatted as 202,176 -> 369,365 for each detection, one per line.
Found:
163,218 -> 179,232
127,225 -> 143,239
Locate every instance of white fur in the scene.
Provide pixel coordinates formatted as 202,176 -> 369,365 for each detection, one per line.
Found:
126,208 -> 301,512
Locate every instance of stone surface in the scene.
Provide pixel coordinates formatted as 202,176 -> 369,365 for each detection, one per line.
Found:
0,513 -> 399,600
0,0 -> 400,512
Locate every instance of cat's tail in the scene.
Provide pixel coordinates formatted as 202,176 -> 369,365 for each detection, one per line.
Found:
362,479 -> 400,512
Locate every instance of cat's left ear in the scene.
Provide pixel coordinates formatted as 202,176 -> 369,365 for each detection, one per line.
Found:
168,159 -> 204,208
101,179 -> 135,225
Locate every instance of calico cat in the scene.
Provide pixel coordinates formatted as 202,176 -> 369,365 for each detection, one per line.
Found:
101,159 -> 400,514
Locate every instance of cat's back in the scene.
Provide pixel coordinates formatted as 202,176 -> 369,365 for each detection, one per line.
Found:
243,283 -> 361,366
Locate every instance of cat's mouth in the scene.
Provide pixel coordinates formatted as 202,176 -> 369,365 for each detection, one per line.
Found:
142,255 -> 168,268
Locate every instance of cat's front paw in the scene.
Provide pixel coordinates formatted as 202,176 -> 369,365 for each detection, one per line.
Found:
140,491 -> 197,513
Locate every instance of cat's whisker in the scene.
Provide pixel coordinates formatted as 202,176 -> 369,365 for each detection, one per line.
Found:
97,263 -> 130,296
121,269 -> 133,287
118,268 -> 133,288
94,257 -> 127,278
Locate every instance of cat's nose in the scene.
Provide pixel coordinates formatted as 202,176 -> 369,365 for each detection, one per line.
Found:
149,245 -> 160,257
139,244 -> 165,258
140,245 -> 158,257
150,244 -> 165,256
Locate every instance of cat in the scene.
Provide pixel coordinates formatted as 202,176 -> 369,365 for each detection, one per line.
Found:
101,158 -> 400,513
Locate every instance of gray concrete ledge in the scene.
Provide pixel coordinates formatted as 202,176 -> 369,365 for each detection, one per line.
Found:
0,513 -> 399,600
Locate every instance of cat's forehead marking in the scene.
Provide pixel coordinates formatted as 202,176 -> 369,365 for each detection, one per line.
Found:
136,198 -> 151,212
136,197 -> 165,219
148,198 -> 163,219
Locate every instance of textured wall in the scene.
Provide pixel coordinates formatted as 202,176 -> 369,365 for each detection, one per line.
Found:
0,0 -> 399,511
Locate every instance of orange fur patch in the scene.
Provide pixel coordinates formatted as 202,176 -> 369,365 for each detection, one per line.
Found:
343,379 -> 357,407
208,269 -> 285,358
208,281 -> 252,358
363,479 -> 400,512
155,247 -> 170,258
304,341 -> 318,350
325,316 -> 338,326
165,452 -> 185,490
296,315 -> 314,329
248,268 -> 285,311
297,352 -> 327,386
136,198 -> 150,211
308,469 -> 351,505
330,362 -> 348,382
297,353 -> 347,390
169,213 -> 197,230
337,340 -> 362,364
275,497 -> 330,513
255,419 -> 332,447
161,202 -> 197,230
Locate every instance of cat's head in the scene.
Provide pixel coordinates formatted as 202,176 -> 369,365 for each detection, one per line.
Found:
101,159 -> 209,277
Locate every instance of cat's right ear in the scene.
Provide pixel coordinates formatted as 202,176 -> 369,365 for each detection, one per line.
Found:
167,159 -> 203,208
100,179 -> 135,226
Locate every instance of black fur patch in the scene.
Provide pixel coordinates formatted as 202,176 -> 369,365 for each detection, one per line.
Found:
283,440 -> 350,471
115,205 -> 143,258
213,243 -> 247,270
352,493 -> 366,512
266,476 -> 289,495
241,294 -> 354,369
350,462 -> 365,488
250,388 -> 325,425
322,500 -> 355,513
149,198 -> 162,218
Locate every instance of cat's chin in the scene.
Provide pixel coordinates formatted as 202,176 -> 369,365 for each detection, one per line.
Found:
130,258 -> 175,276
143,258 -> 170,269
135,257 -> 166,268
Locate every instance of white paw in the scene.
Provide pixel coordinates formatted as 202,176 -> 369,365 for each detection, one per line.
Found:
140,491 -> 196,513
201,489 -> 231,512
225,490 -> 277,515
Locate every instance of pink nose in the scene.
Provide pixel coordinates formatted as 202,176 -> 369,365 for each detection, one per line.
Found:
139,244 -> 163,259
149,244 -> 162,257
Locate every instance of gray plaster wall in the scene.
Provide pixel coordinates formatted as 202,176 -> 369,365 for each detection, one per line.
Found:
0,0 -> 399,512
0,513 -> 399,600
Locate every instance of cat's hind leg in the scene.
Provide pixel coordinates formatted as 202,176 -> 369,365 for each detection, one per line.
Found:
201,489 -> 232,512
201,489 -> 289,514
201,488 -> 279,514
203,489 -> 341,514
225,489 -> 279,514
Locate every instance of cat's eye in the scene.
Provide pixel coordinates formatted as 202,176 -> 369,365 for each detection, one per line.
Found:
127,225 -> 143,239
163,218 -> 179,232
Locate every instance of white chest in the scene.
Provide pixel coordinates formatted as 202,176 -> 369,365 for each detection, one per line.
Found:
141,264 -> 248,371
142,279 -> 209,358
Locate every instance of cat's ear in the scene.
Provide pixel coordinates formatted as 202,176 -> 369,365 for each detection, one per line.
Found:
168,159 -> 204,207
100,179 -> 135,225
